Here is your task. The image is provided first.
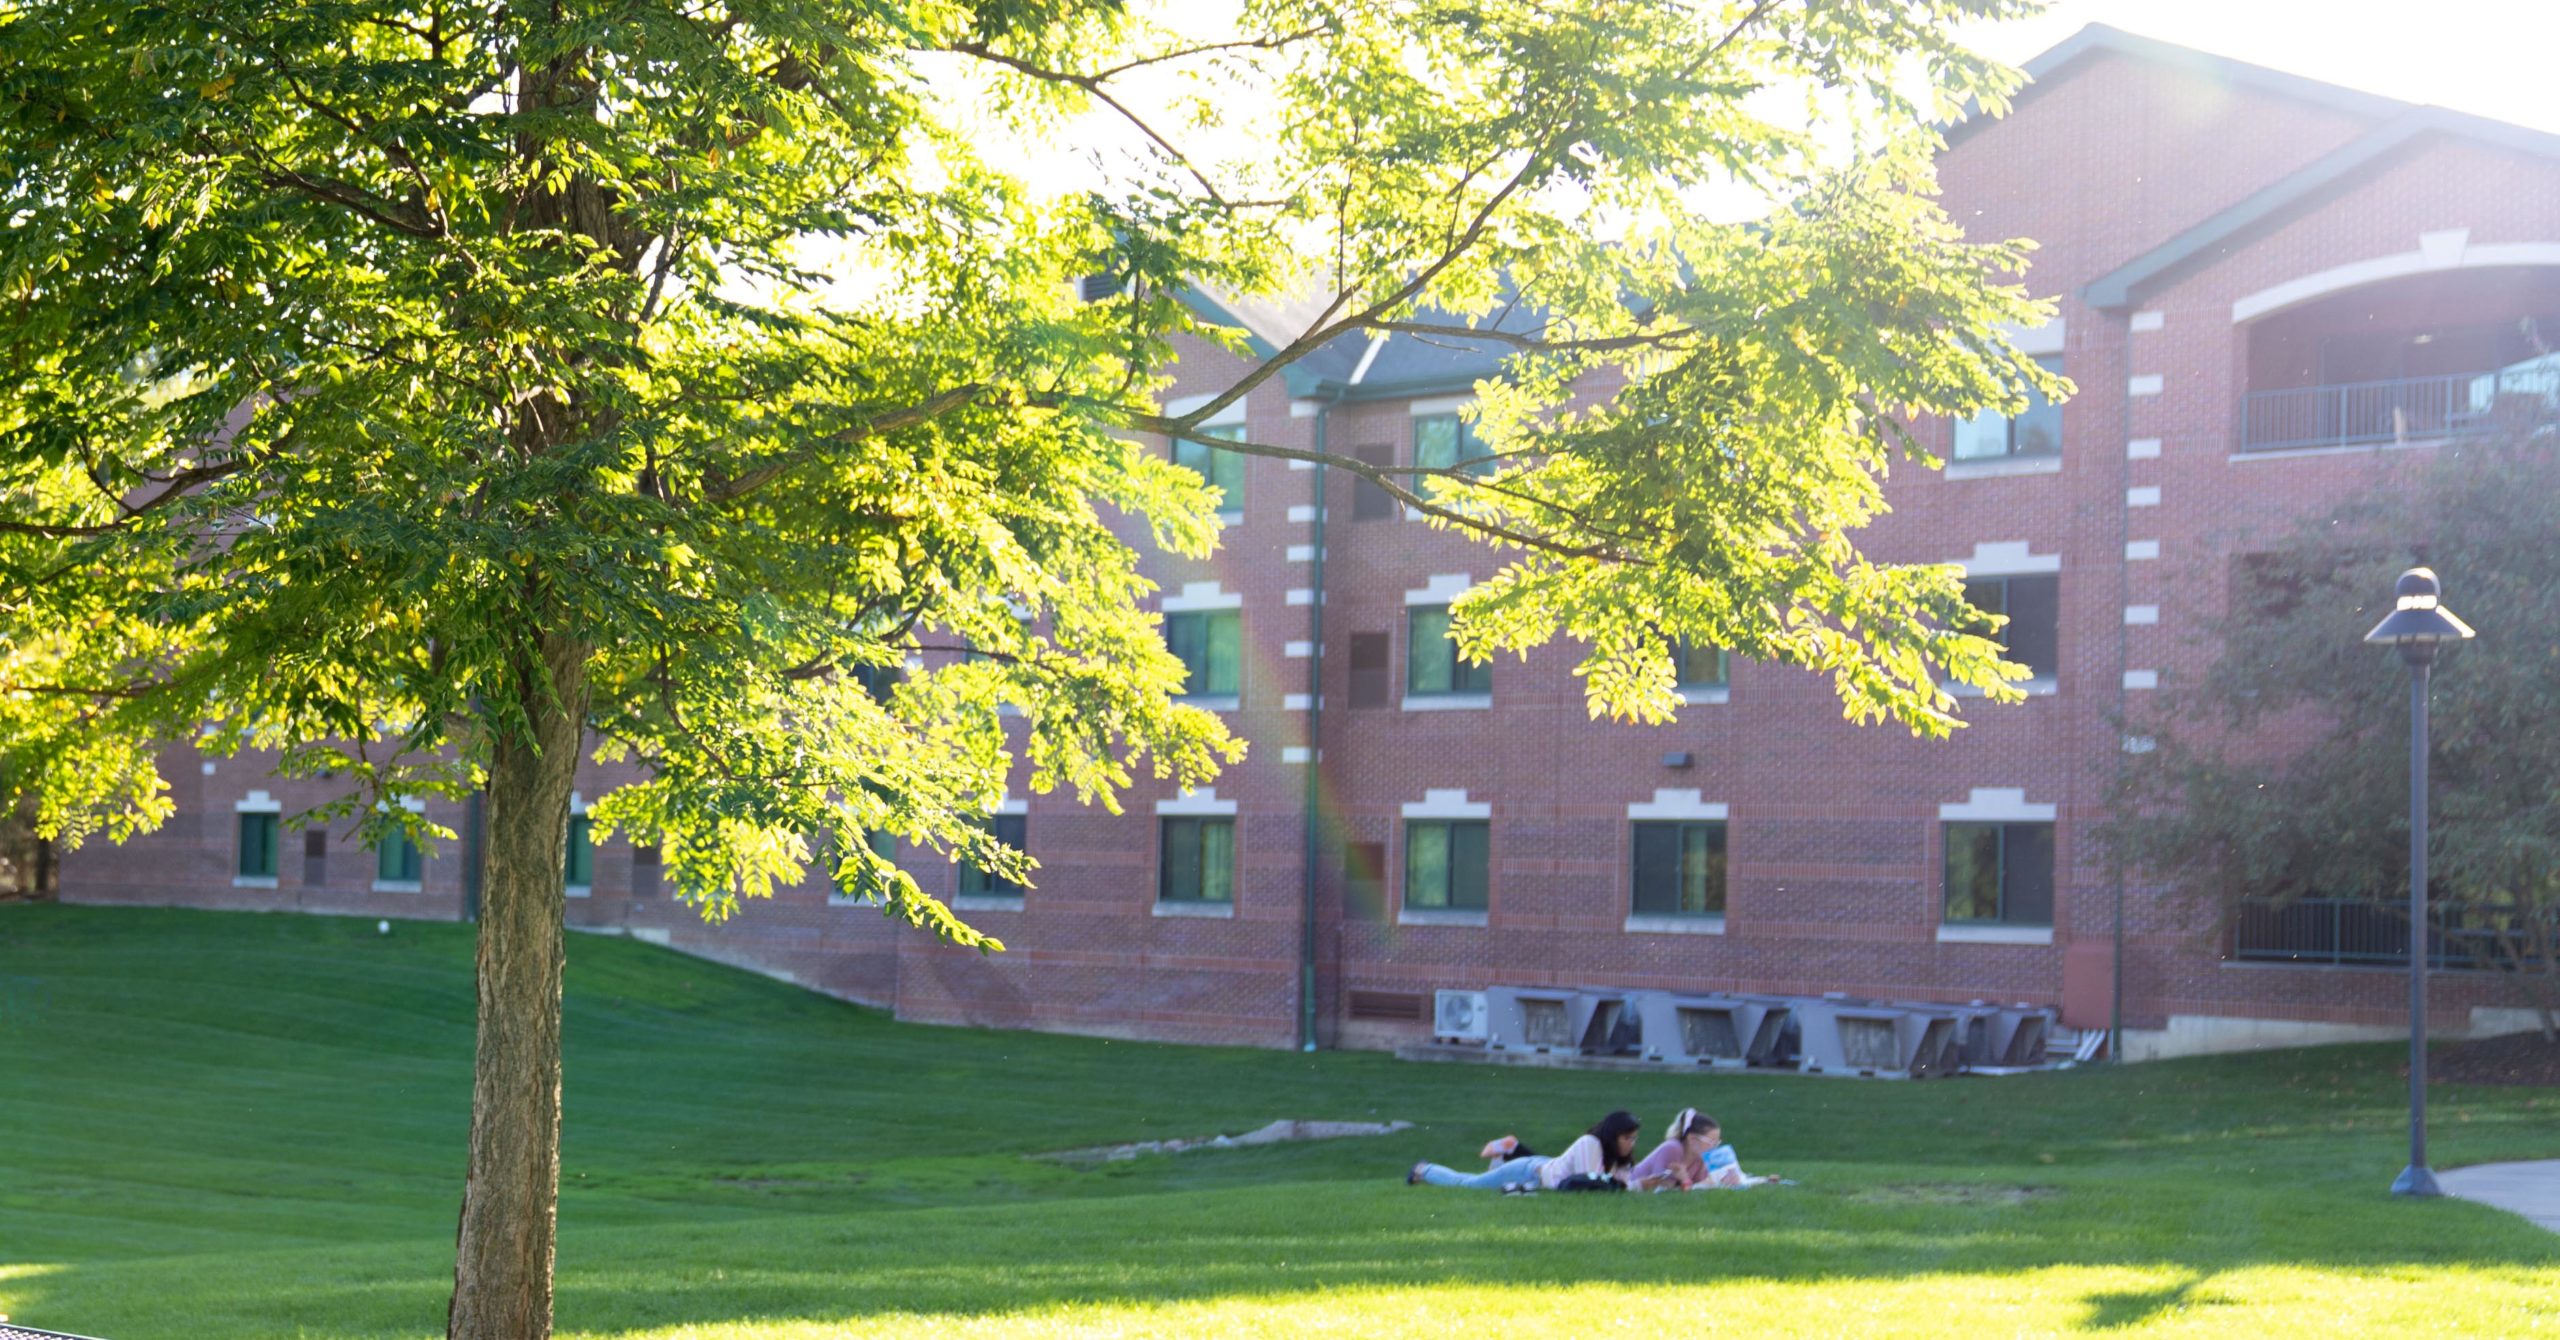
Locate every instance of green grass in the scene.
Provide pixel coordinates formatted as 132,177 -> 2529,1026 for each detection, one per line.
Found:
3,904 -> 2556,1338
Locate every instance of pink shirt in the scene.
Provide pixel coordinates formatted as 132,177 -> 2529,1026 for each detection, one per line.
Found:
1630,1139 -> 1703,1188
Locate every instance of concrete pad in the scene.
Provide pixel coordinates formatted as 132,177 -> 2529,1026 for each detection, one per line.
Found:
2439,1160 -> 2560,1234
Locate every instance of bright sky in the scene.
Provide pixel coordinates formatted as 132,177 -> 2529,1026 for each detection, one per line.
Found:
1963,0 -> 2560,133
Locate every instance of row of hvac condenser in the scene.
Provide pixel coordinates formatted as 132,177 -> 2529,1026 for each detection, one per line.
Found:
1428,987 -> 2065,1078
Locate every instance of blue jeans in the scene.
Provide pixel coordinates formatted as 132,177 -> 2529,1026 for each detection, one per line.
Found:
1416,1156 -> 1547,1189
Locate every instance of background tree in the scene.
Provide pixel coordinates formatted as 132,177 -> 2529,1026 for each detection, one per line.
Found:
2104,433 -> 2560,1043
0,1 -> 2053,1334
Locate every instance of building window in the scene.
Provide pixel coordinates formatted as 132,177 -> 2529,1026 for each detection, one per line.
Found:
1632,821 -> 1725,916
302,828 -> 328,883
1964,574 -> 2060,681
1406,606 -> 1490,697
1174,423 -> 1246,517
1404,819 -> 1489,911
376,828 -> 424,884
1348,632 -> 1391,709
1952,355 -> 2063,460
236,812 -> 279,880
565,815 -> 593,888
821,829 -> 897,900
1350,444 -> 1397,520
1343,840 -> 1387,918
1943,821 -> 2054,927
631,842 -> 660,896
1159,816 -> 1235,904
1165,609 -> 1241,699
958,813 -> 1028,900
1671,640 -> 1728,691
1415,413 -> 1496,478
852,661 -> 903,703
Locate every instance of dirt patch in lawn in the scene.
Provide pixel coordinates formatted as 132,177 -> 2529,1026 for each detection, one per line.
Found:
1842,1184 -> 2058,1207
2427,1031 -> 2560,1088
1038,1118 -> 1413,1164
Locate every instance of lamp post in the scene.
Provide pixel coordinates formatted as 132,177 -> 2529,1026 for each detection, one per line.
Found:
2361,566 -> 2475,1199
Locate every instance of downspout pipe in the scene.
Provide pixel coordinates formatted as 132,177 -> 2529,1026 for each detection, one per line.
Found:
1297,389 -> 1342,1052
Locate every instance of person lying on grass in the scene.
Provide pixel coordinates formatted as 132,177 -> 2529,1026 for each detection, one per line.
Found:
1636,1108 -> 1777,1189
1407,1110 -> 1643,1192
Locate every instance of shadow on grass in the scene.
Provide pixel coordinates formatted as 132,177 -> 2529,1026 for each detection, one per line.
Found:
12,1174 -> 2556,1339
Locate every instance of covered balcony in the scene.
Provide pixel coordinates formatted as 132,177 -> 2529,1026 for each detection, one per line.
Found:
2238,266 -> 2560,452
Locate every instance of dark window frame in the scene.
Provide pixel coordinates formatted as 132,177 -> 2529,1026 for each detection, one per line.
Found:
1952,354 -> 2064,460
1403,818 -> 1490,912
1962,574 -> 2061,682
1630,820 -> 1727,917
1164,607 -> 1242,699
1173,422 -> 1247,516
375,824 -> 424,884
1670,640 -> 1730,692
1158,815 -> 1237,904
565,814 -> 594,888
236,811 -> 280,879
1942,820 -> 2056,928
958,813 -> 1029,900
1414,412 -> 1497,479
1406,605 -> 1491,698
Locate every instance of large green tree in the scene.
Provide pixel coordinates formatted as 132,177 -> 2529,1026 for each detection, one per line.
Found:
2105,434 -> 2560,1043
0,1 -> 2053,1333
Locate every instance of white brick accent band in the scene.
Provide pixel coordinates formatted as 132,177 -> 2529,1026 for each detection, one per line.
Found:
1626,789 -> 1729,821
1407,394 -> 1471,417
1285,588 -> 1316,606
234,790 -> 281,813
2128,374 -> 2164,397
995,795 -> 1029,816
1404,573 -> 1474,605
2127,438 -> 2162,459
1939,787 -> 2057,822
1402,788 -> 1492,820
1280,746 -> 1313,764
2123,669 -> 2160,690
1165,392 -> 1248,427
1285,544 -> 1318,562
2129,310 -> 2166,332
2127,486 -> 2162,508
2003,317 -> 2066,356
1955,540 -> 2062,577
2125,605 -> 2160,625
2124,735 -> 2157,754
1155,787 -> 1238,817
1285,504 -> 1322,523
1282,693 -> 1315,711
2126,539 -> 2161,561
1160,580 -> 1243,613
1282,641 -> 1314,658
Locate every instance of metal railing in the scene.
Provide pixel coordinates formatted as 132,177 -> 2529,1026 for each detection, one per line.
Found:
2232,897 -> 2558,969
2240,364 -> 2560,452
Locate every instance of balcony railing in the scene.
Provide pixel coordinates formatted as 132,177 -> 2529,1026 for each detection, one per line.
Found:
2232,897 -> 2558,969
2240,362 -> 2560,452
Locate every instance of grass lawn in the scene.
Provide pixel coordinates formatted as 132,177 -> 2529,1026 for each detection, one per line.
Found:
4,903 -> 2557,1338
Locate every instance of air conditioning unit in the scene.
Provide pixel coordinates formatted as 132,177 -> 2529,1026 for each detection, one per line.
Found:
1433,989 -> 1490,1044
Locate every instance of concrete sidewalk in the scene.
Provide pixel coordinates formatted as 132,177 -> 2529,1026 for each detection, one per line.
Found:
2439,1161 -> 2560,1233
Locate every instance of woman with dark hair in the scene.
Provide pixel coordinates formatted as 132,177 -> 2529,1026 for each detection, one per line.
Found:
1403,1111 -> 1642,1191
1535,1109 -> 1642,1191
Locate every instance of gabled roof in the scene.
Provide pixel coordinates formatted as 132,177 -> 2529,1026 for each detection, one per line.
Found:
1945,23 -> 2408,148
1176,287 -> 1524,404
2080,106 -> 2560,309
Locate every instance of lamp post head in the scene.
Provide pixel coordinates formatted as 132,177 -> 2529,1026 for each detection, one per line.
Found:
2363,566 -> 2477,663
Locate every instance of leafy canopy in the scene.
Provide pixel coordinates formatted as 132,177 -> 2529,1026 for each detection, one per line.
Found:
1,0 -> 2055,936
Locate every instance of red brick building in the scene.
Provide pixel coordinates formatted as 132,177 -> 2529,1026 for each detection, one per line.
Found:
61,25 -> 2560,1058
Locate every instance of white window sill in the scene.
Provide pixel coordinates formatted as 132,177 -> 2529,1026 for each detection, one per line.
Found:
1946,677 -> 2058,698
567,884 -> 592,900
1936,924 -> 2054,945
1398,907 -> 1489,927
371,880 -> 424,894
952,894 -> 1025,912
1676,687 -> 1730,706
1403,694 -> 1492,712
1625,913 -> 1725,935
1215,510 -> 1243,526
1176,694 -> 1241,712
1153,900 -> 1234,918
231,875 -> 279,889
1945,454 -> 2063,480
2230,436 -> 2451,463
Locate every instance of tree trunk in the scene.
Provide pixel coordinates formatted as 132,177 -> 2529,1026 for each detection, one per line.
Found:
449,632 -> 590,1340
